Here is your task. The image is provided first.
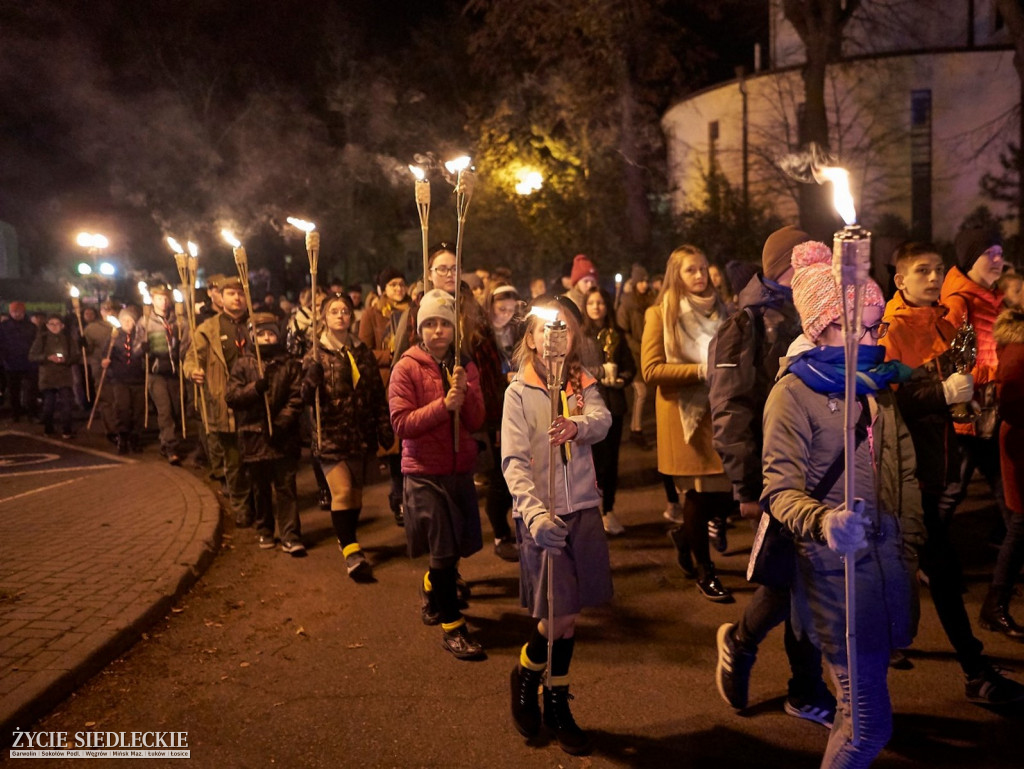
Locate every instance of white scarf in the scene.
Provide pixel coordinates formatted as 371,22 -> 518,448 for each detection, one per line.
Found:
662,293 -> 722,443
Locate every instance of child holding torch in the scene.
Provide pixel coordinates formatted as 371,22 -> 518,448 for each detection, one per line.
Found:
502,296 -> 611,756
389,289 -> 486,659
762,242 -> 921,768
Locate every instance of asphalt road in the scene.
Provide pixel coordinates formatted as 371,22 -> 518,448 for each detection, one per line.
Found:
19,434 -> 1024,768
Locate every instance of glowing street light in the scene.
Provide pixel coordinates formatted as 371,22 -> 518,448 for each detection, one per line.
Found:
77,263 -> 93,275
98,262 -> 116,276
76,232 -> 109,251
515,169 -> 543,196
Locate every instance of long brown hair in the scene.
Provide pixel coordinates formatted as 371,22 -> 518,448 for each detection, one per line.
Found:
657,244 -> 716,358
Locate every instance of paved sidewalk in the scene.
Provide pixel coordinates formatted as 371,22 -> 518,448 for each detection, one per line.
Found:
0,455 -> 221,742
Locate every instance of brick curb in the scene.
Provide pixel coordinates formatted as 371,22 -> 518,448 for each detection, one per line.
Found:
0,463 -> 222,748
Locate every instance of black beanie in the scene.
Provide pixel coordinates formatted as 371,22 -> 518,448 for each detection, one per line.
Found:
376,266 -> 405,293
954,227 -> 1002,272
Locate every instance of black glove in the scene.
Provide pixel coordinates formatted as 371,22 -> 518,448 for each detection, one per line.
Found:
304,362 -> 324,389
254,377 -> 270,395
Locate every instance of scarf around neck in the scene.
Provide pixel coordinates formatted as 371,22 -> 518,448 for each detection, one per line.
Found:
788,345 -> 911,395
662,293 -> 721,443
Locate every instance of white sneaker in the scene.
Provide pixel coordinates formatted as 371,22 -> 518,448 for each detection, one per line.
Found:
662,503 -> 685,524
603,511 -> 625,536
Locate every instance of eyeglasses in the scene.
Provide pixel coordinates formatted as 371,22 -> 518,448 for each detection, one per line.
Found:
830,321 -> 889,340
431,265 -> 457,276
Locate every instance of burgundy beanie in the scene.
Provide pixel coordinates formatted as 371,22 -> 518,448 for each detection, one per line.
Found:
762,225 -> 811,282
570,254 -> 598,286
791,241 -> 884,343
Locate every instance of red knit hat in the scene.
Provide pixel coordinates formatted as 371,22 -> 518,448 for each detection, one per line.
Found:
569,254 -> 598,286
791,241 -> 884,343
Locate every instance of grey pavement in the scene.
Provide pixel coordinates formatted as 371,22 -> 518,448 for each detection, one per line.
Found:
0,430 -> 221,745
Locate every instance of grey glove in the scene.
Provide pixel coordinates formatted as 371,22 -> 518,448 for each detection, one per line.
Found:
529,514 -> 568,553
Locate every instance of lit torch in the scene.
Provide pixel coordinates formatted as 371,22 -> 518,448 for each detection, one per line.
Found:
69,285 -> 90,401
169,237 -> 208,434
287,217 -> 322,450
223,229 -> 273,436
820,165 -> 868,747
444,155 -> 475,441
531,304 -> 569,687
87,315 -> 122,431
173,288 -> 187,439
614,273 -> 623,310
410,165 -> 431,290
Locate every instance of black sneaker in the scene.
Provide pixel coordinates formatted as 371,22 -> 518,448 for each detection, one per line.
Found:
966,664 -> 1024,705
716,623 -> 756,709
708,516 -> 728,553
318,487 -> 331,511
784,687 -> 836,729
393,504 -> 405,527
281,540 -> 307,557
441,626 -> 485,660
345,550 -> 374,582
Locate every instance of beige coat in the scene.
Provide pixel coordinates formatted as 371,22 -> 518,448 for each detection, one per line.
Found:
641,303 -> 725,479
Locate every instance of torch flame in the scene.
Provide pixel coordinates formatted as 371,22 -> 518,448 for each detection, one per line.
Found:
286,217 -> 316,232
173,289 -> 183,303
819,167 -> 857,226
221,229 -> 241,248
166,236 -> 184,254
445,156 -> 471,174
106,315 -> 121,329
69,286 -> 80,298
409,165 -> 425,181
187,241 -> 198,257
530,306 -> 560,323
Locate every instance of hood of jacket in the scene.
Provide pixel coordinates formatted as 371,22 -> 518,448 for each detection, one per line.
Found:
737,272 -> 793,313
941,265 -> 1002,308
995,306 -> 1024,346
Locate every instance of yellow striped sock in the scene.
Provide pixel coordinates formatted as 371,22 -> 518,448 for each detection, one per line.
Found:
547,674 -> 570,688
423,572 -> 432,592
441,618 -> 466,633
341,543 -> 362,558
520,644 -> 547,672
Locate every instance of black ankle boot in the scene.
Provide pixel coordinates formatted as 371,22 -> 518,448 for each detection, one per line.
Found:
980,587 -> 1024,640
543,685 -> 591,755
117,433 -> 130,455
510,665 -> 544,738
318,487 -> 331,511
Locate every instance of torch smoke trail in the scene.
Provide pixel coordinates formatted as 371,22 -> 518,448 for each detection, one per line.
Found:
775,142 -> 835,184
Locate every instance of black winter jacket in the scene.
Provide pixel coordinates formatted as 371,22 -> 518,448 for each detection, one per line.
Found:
225,349 -> 304,463
707,274 -> 803,504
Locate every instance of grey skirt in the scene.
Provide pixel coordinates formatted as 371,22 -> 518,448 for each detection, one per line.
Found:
516,507 -> 613,618
404,473 -> 483,562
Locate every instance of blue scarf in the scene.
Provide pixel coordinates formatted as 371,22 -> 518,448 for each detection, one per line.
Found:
788,345 -> 911,395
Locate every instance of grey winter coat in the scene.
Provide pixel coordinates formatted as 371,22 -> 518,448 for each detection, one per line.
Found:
761,360 -> 924,656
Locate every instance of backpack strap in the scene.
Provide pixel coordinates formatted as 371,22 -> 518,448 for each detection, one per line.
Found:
808,395 -> 870,502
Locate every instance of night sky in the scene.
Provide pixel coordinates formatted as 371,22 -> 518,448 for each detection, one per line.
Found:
0,0 -> 764,282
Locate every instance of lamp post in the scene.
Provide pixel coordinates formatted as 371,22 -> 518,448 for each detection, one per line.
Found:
75,232 -> 110,301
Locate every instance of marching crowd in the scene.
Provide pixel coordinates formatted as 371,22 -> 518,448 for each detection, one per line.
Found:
2,227 -> 1024,767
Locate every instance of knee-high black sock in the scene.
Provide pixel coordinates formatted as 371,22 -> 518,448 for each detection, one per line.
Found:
524,625 -> 548,667
429,566 -> 461,626
331,507 -> 361,547
550,637 -> 576,679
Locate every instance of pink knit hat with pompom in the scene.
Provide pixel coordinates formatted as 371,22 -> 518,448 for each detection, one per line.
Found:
791,241 -> 884,343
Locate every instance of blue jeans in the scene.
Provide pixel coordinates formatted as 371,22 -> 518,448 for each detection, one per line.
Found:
822,649 -> 892,769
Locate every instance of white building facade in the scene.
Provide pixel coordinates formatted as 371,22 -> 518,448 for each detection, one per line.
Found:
662,0 -> 1018,243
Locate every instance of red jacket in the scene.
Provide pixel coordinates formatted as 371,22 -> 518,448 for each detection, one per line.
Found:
389,344 -> 484,475
941,266 -> 1003,386
941,266 -> 1004,437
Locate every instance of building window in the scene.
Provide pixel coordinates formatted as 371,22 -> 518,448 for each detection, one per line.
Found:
910,89 -> 932,240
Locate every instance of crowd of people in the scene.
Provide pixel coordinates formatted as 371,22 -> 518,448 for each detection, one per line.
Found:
2,226 -> 1024,766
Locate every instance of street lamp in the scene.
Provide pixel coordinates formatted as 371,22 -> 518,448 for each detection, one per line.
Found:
515,169 -> 543,196
98,262 -> 116,276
